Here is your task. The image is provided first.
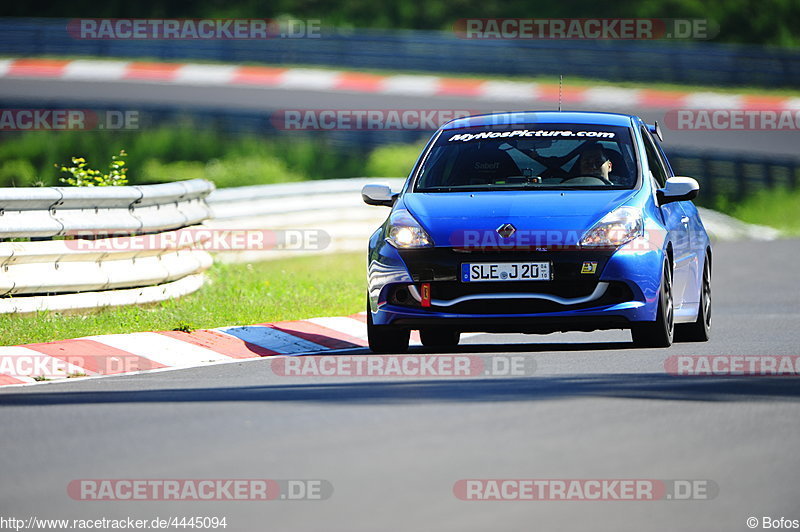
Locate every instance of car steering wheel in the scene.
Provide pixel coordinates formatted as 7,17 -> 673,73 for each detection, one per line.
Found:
560,176 -> 613,186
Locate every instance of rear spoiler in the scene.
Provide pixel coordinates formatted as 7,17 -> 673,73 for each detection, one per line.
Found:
647,122 -> 664,142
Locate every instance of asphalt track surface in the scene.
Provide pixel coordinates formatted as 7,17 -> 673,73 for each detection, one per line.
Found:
1,237 -> 798,531
0,77 -> 797,156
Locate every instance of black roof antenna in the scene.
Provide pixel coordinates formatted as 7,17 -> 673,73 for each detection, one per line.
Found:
558,74 -> 563,112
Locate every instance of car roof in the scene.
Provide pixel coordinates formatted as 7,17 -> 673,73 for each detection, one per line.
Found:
442,111 -> 637,130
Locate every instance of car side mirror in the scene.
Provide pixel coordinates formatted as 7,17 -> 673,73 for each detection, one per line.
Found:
361,184 -> 398,207
657,176 -> 699,205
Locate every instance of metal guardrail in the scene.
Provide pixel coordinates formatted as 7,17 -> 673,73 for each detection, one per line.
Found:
0,179 -> 214,238
1,18 -> 799,88
0,275 -> 206,314
665,150 -> 800,203
205,178 -> 405,263
0,179 -> 215,313
0,177 -> 390,310
208,178 -> 403,219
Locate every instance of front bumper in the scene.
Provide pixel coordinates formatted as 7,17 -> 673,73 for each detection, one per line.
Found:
368,240 -> 663,331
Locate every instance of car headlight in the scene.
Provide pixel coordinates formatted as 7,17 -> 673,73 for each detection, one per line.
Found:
386,209 -> 433,249
580,207 -> 644,248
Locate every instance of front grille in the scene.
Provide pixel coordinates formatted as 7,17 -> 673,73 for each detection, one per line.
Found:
388,280 -> 633,314
433,280 -> 599,299
433,281 -> 633,314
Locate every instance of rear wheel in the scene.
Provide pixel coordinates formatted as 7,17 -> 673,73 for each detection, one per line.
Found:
366,298 -> 410,353
419,329 -> 460,348
631,260 -> 674,348
675,256 -> 711,342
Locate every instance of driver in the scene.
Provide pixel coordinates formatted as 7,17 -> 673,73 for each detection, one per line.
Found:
577,143 -> 612,181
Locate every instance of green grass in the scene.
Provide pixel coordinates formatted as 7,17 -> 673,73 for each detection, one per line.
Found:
0,252 -> 365,346
715,187 -> 800,235
6,54 -> 800,98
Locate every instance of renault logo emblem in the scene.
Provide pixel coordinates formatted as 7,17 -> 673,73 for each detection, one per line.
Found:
496,223 -> 516,238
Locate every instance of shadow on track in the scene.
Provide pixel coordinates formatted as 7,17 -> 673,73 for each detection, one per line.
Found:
2,373 -> 799,406
410,341 -> 636,354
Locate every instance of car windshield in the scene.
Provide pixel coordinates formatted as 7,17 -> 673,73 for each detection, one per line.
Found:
414,124 -> 638,192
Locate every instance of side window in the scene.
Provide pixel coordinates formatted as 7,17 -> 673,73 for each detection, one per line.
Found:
640,127 -> 667,188
653,137 -> 675,178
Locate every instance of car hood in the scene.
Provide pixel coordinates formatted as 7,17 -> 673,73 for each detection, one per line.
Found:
402,190 -> 639,248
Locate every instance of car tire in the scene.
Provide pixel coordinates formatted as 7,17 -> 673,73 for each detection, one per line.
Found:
675,255 -> 711,342
631,260 -> 674,348
367,298 -> 410,353
419,329 -> 460,348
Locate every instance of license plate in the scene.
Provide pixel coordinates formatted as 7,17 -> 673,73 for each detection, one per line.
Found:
461,262 -> 551,282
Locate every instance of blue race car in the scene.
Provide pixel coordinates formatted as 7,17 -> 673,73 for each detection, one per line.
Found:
362,112 -> 712,352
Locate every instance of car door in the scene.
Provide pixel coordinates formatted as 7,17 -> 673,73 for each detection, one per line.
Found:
641,127 -> 692,309
654,136 -> 702,307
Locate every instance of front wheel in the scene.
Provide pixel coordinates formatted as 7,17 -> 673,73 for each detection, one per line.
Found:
631,260 -> 674,348
675,256 -> 711,342
367,299 -> 410,353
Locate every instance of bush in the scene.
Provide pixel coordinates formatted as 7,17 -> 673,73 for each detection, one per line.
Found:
364,142 -> 426,177
139,159 -> 206,183
140,155 -> 304,188
0,159 -> 39,187
57,150 -> 128,187
0,126 -> 368,187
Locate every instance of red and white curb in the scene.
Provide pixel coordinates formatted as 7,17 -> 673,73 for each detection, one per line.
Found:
1,58 -> 797,110
0,313 -> 424,387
